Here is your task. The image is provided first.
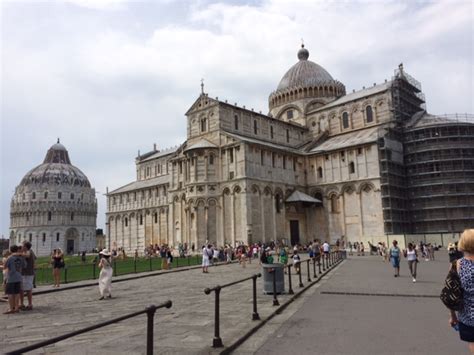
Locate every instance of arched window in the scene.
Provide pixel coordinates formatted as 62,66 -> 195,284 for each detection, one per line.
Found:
32,192 -> 36,200
209,154 -> 214,165
48,211 -> 52,221
201,118 -> 207,132
286,129 -> 290,143
317,167 -> 323,178
70,212 -> 74,221
125,218 -> 128,227
342,112 -> 349,129
254,120 -> 258,134
234,115 -> 239,130
58,192 -> 62,199
44,191 -> 48,199
139,215 -> 143,225
154,213 -> 158,223
70,193 -> 74,200
330,195 -> 338,213
270,126 -> 274,139
56,233 -> 60,242
349,162 -> 355,174
366,105 -> 373,123
287,110 -> 294,120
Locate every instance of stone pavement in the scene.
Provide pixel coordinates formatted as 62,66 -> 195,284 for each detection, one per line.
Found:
244,252 -> 468,355
0,256 -> 339,354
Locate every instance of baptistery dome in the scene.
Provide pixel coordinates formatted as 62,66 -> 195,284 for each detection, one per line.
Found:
10,141 -> 97,256
19,142 -> 91,188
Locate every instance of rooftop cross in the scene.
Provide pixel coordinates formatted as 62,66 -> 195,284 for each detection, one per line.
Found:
200,78 -> 204,94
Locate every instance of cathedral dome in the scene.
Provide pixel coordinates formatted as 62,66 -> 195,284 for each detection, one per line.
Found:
277,45 -> 335,91
269,45 -> 346,116
19,141 -> 91,188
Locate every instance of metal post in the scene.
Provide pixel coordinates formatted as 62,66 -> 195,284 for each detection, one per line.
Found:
212,287 -> 223,347
287,264 -> 294,295
272,268 -> 279,306
313,258 -> 317,278
318,256 -> 322,274
146,305 -> 157,355
306,260 -> 312,282
252,275 -> 260,320
298,263 -> 304,288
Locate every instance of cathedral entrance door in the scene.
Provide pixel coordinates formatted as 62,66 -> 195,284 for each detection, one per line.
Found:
67,239 -> 75,254
290,220 -> 300,246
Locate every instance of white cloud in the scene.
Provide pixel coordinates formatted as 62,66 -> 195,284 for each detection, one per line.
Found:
1,0 -> 472,236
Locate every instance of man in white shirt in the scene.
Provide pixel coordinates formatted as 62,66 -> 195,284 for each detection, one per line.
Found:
323,241 -> 330,260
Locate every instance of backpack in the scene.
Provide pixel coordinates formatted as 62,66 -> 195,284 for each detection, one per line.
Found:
440,262 -> 463,311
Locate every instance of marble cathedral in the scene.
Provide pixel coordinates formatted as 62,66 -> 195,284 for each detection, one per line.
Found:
106,45 -> 474,253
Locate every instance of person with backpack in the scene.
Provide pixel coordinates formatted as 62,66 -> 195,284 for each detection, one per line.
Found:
389,240 -> 401,277
446,229 -> 474,353
202,244 -> 213,273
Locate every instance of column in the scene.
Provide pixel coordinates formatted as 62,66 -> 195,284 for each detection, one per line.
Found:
231,193 -> 236,246
260,192 -> 265,242
219,195 -> 225,246
358,191 -> 364,239
271,194 -> 276,241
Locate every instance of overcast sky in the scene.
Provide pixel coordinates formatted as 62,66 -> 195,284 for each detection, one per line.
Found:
1,0 -> 472,237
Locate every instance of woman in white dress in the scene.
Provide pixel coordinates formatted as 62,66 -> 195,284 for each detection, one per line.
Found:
98,249 -> 113,300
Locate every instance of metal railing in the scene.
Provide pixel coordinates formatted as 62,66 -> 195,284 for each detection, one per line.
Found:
204,273 -> 262,348
6,300 -> 172,355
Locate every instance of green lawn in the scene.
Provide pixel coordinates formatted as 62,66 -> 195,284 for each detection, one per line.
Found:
1,255 -> 203,286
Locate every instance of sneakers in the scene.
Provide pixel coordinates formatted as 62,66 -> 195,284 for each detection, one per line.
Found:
412,278 -> 416,283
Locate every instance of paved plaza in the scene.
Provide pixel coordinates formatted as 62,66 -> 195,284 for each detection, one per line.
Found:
1,252 -> 467,354
1,257 -> 337,354
242,252 -> 467,355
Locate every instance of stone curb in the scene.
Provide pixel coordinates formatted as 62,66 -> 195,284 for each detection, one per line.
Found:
219,258 -> 345,355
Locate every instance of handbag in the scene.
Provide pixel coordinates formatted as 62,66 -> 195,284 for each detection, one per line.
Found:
440,262 -> 463,311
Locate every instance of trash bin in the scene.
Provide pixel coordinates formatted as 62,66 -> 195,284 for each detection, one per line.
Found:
262,263 -> 285,294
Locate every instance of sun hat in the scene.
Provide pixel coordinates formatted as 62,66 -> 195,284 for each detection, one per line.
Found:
99,249 -> 111,256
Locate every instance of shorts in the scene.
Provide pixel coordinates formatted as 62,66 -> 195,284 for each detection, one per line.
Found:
391,256 -> 400,268
459,322 -> 474,342
22,275 -> 34,291
5,282 -> 22,295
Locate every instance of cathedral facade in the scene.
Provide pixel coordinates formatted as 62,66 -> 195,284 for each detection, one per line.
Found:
106,45 -> 474,253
